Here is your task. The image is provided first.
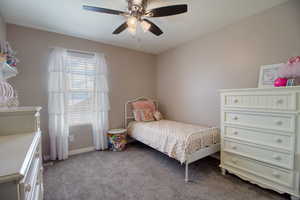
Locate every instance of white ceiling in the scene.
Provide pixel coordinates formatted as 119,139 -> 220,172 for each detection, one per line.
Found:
0,0 -> 289,54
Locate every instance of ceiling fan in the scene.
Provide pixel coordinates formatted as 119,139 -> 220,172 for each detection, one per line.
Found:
83,0 -> 188,36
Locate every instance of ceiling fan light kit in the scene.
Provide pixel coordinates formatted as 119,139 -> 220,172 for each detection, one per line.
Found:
128,25 -> 137,35
127,16 -> 138,27
83,0 -> 188,36
127,16 -> 138,35
140,20 -> 151,32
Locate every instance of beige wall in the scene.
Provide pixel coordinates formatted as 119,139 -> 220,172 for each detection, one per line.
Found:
0,14 -> 6,41
5,0 -> 300,157
7,24 -> 156,155
156,0 -> 300,127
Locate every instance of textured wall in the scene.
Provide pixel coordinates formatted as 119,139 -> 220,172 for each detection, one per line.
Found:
7,24 -> 156,155
0,14 -> 6,41
6,0 -> 300,157
156,0 -> 300,127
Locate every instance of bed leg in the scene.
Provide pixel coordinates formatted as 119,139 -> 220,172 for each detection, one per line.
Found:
185,162 -> 189,182
221,168 -> 227,176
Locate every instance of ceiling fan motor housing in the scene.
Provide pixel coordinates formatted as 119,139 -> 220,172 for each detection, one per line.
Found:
127,0 -> 147,16
129,0 -> 147,6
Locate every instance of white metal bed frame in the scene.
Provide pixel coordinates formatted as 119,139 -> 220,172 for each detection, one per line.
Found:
125,97 -> 220,182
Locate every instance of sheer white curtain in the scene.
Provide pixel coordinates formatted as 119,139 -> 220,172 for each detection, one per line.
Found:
92,53 -> 110,150
48,48 -> 110,160
48,47 -> 70,160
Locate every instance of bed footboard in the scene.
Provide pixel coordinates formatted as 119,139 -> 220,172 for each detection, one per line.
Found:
185,143 -> 220,182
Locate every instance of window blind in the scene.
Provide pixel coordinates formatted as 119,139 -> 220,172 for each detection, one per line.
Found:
67,51 -> 97,125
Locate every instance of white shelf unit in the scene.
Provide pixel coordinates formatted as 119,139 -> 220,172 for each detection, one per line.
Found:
0,62 -> 18,80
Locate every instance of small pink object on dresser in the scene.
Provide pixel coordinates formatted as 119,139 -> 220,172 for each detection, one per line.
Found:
274,77 -> 288,87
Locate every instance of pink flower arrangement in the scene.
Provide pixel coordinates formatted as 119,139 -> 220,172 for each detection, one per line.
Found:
278,56 -> 300,78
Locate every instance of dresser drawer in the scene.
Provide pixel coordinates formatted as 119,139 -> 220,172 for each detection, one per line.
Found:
31,167 -> 43,200
223,152 -> 294,188
20,139 -> 41,200
20,158 -> 40,200
223,140 -> 293,169
31,184 -> 41,200
224,127 -> 293,151
224,111 -> 295,132
223,93 -> 296,111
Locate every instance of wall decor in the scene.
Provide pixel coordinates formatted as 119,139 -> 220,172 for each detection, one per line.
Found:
0,40 -> 19,108
258,63 -> 283,88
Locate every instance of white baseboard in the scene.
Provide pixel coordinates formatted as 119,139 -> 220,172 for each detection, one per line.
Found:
43,146 -> 95,161
69,146 -> 95,156
43,155 -> 50,162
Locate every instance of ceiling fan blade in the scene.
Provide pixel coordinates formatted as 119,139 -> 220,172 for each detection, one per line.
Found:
142,19 -> 163,36
113,22 -> 128,34
83,5 -> 127,16
146,4 -> 188,18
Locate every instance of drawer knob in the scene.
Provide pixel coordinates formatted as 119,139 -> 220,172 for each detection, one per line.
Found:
234,99 -> 239,103
276,121 -> 283,126
231,158 -> 238,164
272,155 -> 281,161
232,146 -> 237,150
276,99 -> 283,104
233,116 -> 239,121
233,131 -> 239,135
272,171 -> 281,178
35,152 -> 39,158
24,184 -> 31,192
276,138 -> 283,143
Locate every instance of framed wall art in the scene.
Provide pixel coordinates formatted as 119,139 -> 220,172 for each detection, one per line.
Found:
258,63 -> 283,88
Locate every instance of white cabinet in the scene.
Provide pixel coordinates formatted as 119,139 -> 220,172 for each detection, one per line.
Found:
220,87 -> 300,200
0,107 -> 43,200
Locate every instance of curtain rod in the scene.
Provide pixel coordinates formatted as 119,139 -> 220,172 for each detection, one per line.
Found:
49,46 -> 97,56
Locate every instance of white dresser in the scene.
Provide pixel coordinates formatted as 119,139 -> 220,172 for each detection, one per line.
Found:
0,107 -> 43,200
220,87 -> 300,200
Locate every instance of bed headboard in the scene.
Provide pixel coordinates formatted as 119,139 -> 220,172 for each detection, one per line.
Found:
124,97 -> 158,128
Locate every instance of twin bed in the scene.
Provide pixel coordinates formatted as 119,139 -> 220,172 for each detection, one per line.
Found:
125,97 -> 220,182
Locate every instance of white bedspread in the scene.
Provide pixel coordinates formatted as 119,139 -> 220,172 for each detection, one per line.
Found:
127,120 -> 220,163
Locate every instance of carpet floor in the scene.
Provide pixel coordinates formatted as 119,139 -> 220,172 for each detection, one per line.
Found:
44,142 -> 289,200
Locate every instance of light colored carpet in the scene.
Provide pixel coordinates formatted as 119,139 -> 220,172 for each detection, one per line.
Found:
44,142 -> 289,200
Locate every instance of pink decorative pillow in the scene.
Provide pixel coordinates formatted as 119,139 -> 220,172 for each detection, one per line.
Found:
133,110 -> 143,122
132,100 -> 156,113
153,111 -> 163,121
141,109 -> 155,122
132,100 -> 156,122
133,109 -> 155,122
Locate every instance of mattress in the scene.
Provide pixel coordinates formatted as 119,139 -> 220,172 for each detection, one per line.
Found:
127,120 -> 220,163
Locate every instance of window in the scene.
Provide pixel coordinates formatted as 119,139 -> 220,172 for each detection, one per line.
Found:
67,51 -> 97,126
49,47 -> 110,155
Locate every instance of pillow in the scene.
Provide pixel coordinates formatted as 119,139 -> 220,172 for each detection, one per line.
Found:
132,100 -> 156,113
133,109 -> 155,122
133,109 -> 143,122
141,109 -> 155,122
153,111 -> 163,121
